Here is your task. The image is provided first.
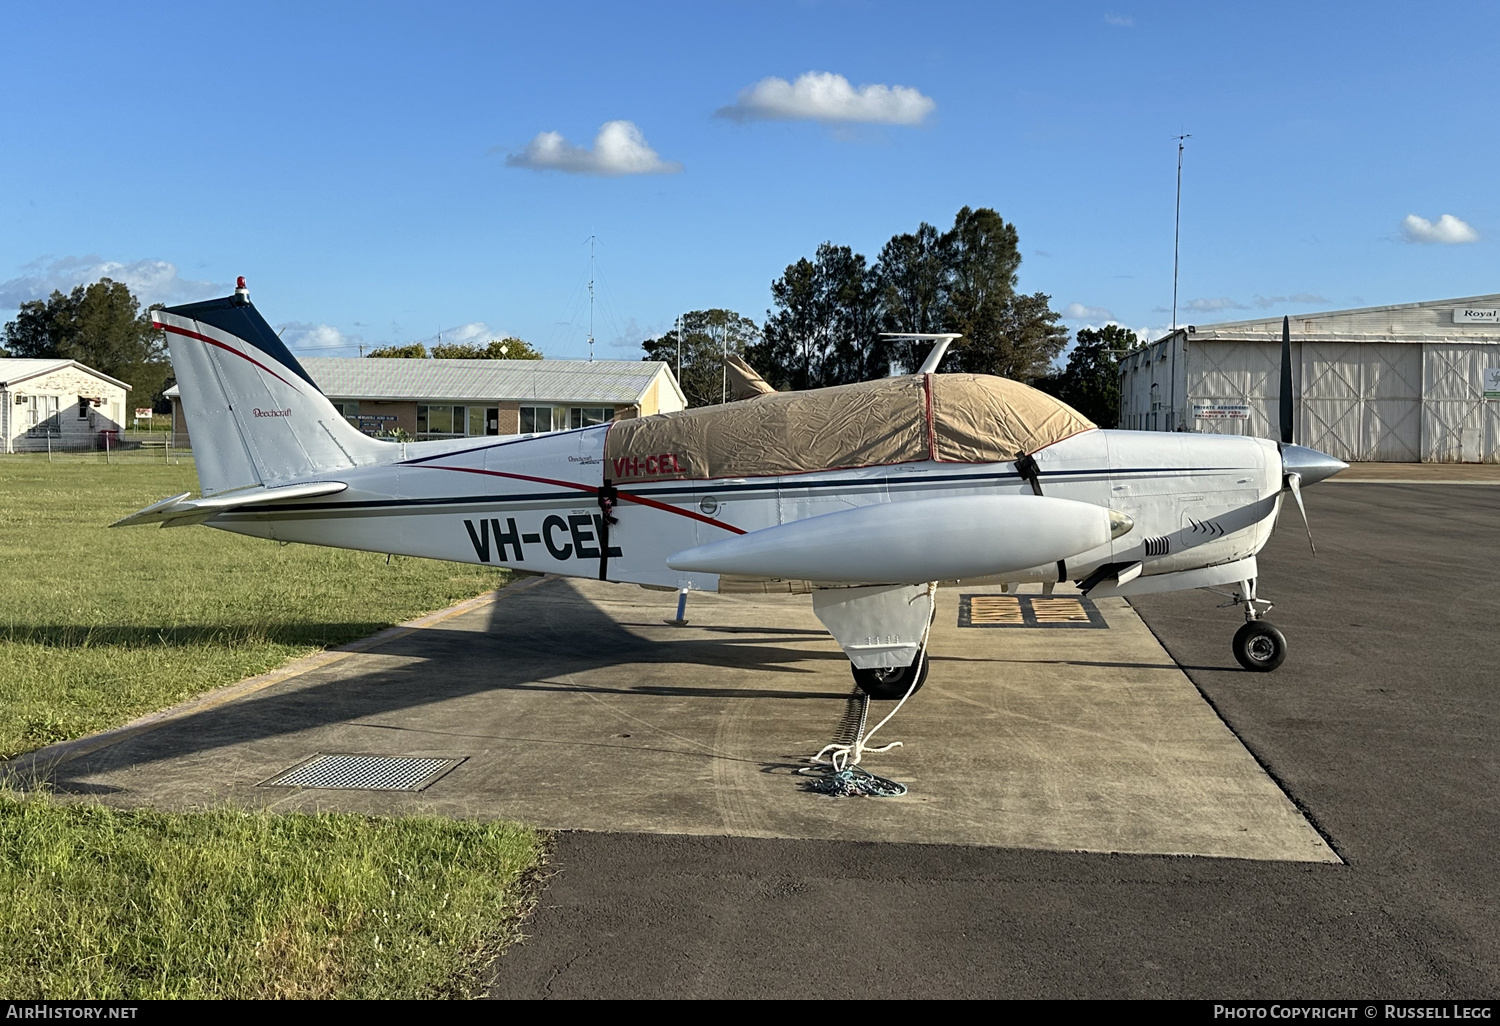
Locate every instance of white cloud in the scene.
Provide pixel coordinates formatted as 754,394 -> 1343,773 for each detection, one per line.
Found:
506,121 -> 681,176
277,322 -> 362,354
1186,297 -> 1248,312
0,256 -> 220,311
1401,213 -> 1478,244
1253,293 -> 1330,309
415,323 -> 513,348
1063,302 -> 1115,321
1104,13 -> 1134,27
609,316 -> 667,349
716,71 -> 935,125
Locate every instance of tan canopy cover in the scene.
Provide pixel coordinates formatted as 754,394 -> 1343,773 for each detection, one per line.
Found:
603,374 -> 1094,483
725,353 -> 777,400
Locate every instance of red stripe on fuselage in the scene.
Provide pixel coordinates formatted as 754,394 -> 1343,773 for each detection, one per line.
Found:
156,322 -> 303,393
411,464 -> 745,534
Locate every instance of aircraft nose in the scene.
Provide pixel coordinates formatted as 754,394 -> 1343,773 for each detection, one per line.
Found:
1280,444 -> 1349,487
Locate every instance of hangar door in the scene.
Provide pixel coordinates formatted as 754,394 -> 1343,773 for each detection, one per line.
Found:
1185,340 -> 1288,442
1299,342 -> 1421,462
1422,344 -> 1500,463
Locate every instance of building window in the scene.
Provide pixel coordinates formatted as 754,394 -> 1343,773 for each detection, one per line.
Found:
332,401 -> 360,428
24,395 -> 60,437
521,406 -> 566,433
569,406 -> 614,429
417,404 -> 465,437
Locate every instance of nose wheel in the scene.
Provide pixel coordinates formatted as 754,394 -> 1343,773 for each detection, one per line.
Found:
1223,577 -> 1287,672
1232,620 -> 1287,671
852,650 -> 930,700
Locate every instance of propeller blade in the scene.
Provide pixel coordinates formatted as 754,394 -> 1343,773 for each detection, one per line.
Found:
1280,315 -> 1294,444
1285,471 -> 1315,555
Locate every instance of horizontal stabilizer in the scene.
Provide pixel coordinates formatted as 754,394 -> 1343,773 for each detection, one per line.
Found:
112,481 -> 347,528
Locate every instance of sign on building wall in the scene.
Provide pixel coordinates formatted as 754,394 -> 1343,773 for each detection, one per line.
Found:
1484,368 -> 1500,398
1193,403 -> 1250,420
1455,307 -> 1500,323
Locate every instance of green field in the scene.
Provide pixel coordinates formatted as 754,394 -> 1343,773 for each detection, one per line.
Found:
0,457 -> 511,759
0,792 -> 543,999
0,458 -> 546,999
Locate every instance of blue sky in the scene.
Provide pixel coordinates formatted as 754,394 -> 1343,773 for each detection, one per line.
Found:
2,1 -> 1495,363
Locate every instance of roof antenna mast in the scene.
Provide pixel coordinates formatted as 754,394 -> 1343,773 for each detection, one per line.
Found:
587,234 -> 596,364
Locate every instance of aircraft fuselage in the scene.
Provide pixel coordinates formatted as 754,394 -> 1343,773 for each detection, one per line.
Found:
204,426 -> 1281,593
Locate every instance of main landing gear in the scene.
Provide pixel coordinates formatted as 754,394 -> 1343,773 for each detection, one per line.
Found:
1224,577 -> 1287,672
851,650 -> 930,700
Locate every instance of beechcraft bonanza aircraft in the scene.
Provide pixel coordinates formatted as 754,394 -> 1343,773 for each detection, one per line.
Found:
119,280 -> 1346,699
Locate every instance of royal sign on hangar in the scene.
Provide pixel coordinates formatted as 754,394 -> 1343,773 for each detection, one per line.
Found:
1455,307 -> 1500,323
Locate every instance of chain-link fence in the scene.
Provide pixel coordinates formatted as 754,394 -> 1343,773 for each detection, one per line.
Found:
2,431 -> 193,466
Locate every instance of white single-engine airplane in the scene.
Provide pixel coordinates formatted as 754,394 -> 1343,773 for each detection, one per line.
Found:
121,281 -> 1346,698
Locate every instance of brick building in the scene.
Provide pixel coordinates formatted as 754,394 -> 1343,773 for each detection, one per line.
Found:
167,356 -> 684,446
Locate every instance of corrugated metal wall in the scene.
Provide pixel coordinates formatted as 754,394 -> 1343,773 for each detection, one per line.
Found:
1179,340 -> 1498,462
1298,342 -> 1421,462
1422,344 -> 1500,462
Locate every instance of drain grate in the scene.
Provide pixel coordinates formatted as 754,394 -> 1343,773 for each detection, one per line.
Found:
261,754 -> 463,792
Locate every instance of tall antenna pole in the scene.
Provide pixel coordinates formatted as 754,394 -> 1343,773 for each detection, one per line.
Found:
676,313 -> 682,380
721,317 -> 728,405
1171,134 -> 1190,335
587,235 -> 596,363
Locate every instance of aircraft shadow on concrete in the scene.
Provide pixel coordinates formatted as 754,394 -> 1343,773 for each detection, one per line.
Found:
39,577 -> 854,785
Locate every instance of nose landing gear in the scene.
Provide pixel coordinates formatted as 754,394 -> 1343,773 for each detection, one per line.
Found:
1223,577 -> 1287,672
852,650 -> 930,700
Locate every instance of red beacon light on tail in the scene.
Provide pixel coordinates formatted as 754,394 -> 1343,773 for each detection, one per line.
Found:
233,275 -> 250,305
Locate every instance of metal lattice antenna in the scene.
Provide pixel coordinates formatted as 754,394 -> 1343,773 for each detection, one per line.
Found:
587,234 -> 596,363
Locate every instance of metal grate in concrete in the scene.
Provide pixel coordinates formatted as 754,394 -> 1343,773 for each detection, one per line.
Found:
260,754 -> 463,792
957,594 -> 1108,629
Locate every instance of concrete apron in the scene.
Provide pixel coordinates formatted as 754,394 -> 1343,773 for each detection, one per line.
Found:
22,576 -> 1337,863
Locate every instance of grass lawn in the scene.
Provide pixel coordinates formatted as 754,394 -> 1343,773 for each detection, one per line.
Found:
0,457 -> 512,759
1,457 -> 547,999
0,792 -> 544,999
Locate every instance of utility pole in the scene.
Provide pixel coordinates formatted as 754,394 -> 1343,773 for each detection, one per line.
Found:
1170,133 -> 1191,432
1172,133 -> 1190,335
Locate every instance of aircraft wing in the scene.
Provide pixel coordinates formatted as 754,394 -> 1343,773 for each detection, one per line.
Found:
111,481 -> 348,528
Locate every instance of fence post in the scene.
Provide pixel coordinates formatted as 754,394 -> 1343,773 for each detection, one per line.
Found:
47,435 -> 52,463
105,431 -> 110,464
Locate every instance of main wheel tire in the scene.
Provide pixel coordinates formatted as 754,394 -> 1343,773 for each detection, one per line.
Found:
851,651 -> 930,700
1233,621 -> 1288,672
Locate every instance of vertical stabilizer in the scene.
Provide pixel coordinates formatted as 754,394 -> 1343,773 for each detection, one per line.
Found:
155,284 -> 388,495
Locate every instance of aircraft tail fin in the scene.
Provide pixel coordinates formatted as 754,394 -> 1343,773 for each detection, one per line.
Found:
155,283 -> 389,496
